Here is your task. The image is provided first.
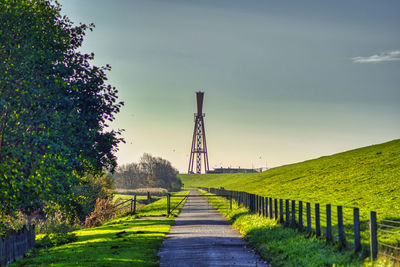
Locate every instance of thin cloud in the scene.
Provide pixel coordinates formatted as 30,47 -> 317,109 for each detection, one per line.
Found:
352,50 -> 400,63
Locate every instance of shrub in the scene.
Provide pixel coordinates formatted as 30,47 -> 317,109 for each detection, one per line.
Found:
37,232 -> 78,248
84,198 -> 115,228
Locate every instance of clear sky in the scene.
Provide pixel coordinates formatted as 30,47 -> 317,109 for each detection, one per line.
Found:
59,0 -> 400,173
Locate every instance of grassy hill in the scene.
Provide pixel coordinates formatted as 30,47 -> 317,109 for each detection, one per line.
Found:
180,139 -> 400,213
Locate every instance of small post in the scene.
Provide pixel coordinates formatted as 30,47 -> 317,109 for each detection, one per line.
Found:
147,191 -> 151,201
370,211 -> 378,260
306,202 -> 311,234
353,208 -> 361,252
315,203 -> 321,237
274,199 -> 278,220
265,197 -> 269,218
130,199 -> 133,214
285,200 -> 290,225
326,204 -> 332,242
298,201 -> 303,231
167,193 -> 171,216
133,195 -> 137,214
262,197 -> 265,217
291,200 -> 296,228
337,206 -> 346,249
269,198 -> 273,218
279,199 -> 284,223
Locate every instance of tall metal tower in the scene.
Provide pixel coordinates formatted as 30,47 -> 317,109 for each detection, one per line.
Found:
188,91 -> 209,174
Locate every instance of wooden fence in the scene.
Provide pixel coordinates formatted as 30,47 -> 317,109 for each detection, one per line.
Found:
200,187 -> 400,263
0,225 -> 35,266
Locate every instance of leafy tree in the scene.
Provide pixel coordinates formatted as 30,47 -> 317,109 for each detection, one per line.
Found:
113,154 -> 182,191
0,0 -> 123,217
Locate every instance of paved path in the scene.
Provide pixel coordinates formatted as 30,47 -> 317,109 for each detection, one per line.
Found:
158,190 -> 269,267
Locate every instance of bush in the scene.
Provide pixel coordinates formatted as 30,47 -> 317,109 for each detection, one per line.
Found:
37,232 -> 78,248
84,198 -> 115,228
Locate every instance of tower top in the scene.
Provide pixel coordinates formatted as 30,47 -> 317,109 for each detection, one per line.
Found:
196,91 -> 204,115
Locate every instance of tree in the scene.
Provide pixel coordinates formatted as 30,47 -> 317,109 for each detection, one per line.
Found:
113,154 -> 182,191
0,0 -> 123,217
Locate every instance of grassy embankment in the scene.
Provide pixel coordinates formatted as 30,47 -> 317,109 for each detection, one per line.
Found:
13,191 -> 188,267
201,190 -> 363,266
183,140 -> 400,265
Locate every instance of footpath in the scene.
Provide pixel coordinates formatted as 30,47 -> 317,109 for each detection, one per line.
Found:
158,190 -> 269,266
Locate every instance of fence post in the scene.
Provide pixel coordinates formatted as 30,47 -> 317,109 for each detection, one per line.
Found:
269,198 -> 273,218
262,197 -> 265,217
230,192 -> 232,210
315,203 -> 321,237
133,195 -> 137,214
298,201 -> 303,231
337,206 -> 346,249
279,199 -> 283,223
285,200 -> 290,225
167,193 -> 171,216
353,208 -> 361,252
306,202 -> 311,234
274,199 -> 278,220
291,200 -> 296,227
265,197 -> 269,218
370,211 -> 378,260
326,204 -> 332,242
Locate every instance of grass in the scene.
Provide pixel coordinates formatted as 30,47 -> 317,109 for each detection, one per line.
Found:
181,139 -> 400,264
180,139 -> 400,213
201,190 -> 376,267
13,191 -> 188,266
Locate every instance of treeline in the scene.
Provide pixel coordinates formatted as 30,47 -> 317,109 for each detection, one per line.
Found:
113,154 -> 182,191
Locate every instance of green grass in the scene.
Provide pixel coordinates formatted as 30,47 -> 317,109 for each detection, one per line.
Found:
181,140 -> 400,264
200,190 -> 385,267
202,191 -> 363,266
180,139 -> 400,213
13,192 -> 188,266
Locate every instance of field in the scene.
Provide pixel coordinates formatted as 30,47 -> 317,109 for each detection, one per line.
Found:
180,139 -> 400,213
12,192 -> 189,266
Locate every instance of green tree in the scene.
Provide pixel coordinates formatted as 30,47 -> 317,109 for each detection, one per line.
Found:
113,154 -> 182,191
0,0 -> 123,217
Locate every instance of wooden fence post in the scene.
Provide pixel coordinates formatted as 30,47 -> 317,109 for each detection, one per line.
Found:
285,200 -> 290,225
337,206 -> 346,249
291,200 -> 296,227
279,199 -> 284,223
133,195 -> 137,214
315,203 -> 321,237
298,201 -> 303,231
326,204 -> 332,242
274,199 -> 278,220
167,193 -> 171,216
353,208 -> 361,252
262,197 -> 265,217
269,198 -> 273,218
306,202 -> 311,234
370,211 -> 378,260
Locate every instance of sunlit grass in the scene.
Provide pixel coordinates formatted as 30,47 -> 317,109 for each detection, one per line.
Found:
13,191 -> 188,266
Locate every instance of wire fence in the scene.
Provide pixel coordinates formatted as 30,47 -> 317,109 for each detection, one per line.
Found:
200,187 -> 400,264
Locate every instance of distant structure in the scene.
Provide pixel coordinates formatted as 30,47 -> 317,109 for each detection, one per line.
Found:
207,167 -> 260,174
188,92 -> 209,174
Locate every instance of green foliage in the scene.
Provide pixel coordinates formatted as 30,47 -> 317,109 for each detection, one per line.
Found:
36,232 -> 78,248
203,192 -> 362,266
180,139 -> 400,213
0,0 -> 123,217
72,173 -> 115,221
113,153 -> 182,191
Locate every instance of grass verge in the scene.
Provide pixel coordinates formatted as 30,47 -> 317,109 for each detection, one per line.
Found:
201,190 -> 367,267
13,191 -> 188,267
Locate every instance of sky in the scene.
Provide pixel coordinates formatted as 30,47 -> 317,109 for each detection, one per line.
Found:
59,0 -> 400,173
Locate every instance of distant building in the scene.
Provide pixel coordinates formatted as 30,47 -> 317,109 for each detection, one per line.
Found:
206,167 -> 262,174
